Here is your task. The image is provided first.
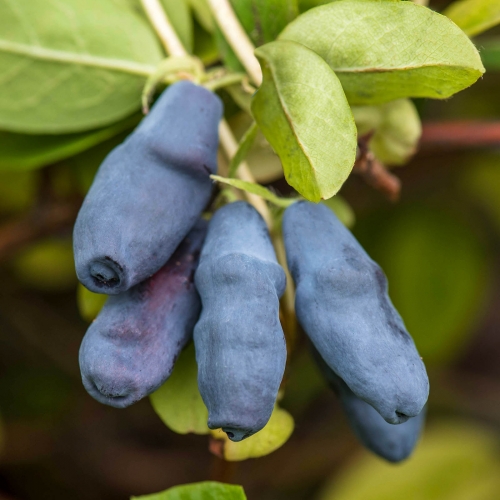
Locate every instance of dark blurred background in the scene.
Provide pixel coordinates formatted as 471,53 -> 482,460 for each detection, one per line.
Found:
1,1 -> 500,499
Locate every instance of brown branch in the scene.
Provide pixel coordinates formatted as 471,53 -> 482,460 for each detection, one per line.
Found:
420,121 -> 500,151
352,135 -> 401,202
0,197 -> 81,261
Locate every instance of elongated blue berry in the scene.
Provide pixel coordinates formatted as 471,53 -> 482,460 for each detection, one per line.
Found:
73,81 -> 222,294
283,201 -> 428,424
194,202 -> 287,441
313,346 -> 425,462
79,221 -> 207,408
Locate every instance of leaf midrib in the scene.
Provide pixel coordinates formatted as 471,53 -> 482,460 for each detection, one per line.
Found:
0,38 -> 156,77
332,62 -> 483,74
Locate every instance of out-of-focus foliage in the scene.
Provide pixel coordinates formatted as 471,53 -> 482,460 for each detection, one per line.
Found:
11,238 -> 77,291
0,366 -> 72,420
444,0 -> 500,37
0,170 -> 36,213
459,153 -> 500,232
357,205 -> 490,364
319,421 -> 500,500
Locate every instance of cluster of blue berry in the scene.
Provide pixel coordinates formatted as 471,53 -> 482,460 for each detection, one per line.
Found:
73,81 -> 428,463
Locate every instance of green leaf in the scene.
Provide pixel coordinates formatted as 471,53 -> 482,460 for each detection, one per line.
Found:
251,40 -> 357,201
215,0 -> 299,71
229,122 -> 259,177
320,422 -> 500,500
231,0 -> 299,46
280,1 -> 485,104
149,343 -> 209,435
211,175 -> 297,207
444,0 -> 500,37
0,0 -> 163,134
210,405 -> 294,461
131,482 -> 247,500
77,284 -> 108,322
352,99 -> 422,166
0,115 -> 140,172
160,0 -> 194,52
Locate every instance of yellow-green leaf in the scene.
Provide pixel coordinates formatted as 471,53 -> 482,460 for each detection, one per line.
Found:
280,1 -> 485,104
352,99 -> 422,166
0,0 -> 163,133
444,0 -> 500,37
150,343 -> 209,435
251,40 -> 357,202
210,405 -> 294,461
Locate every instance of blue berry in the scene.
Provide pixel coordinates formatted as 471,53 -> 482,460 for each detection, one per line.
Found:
194,202 -> 287,441
73,81 -> 222,294
79,221 -> 207,408
283,201 -> 429,424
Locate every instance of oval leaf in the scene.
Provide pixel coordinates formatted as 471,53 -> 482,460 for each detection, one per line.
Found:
210,405 -> 294,461
0,0 -> 163,133
352,99 -> 422,166
444,0 -> 500,37
280,1 -> 484,104
251,40 -> 357,202
131,481 -> 246,500
150,343 -> 209,435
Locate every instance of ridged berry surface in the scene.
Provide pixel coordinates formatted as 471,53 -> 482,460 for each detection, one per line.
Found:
313,346 -> 425,462
194,202 -> 287,442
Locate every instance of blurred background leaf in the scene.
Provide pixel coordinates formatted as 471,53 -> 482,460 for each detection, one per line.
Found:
318,421 -> 500,500
444,0 -> 500,37
356,204 -> 490,364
